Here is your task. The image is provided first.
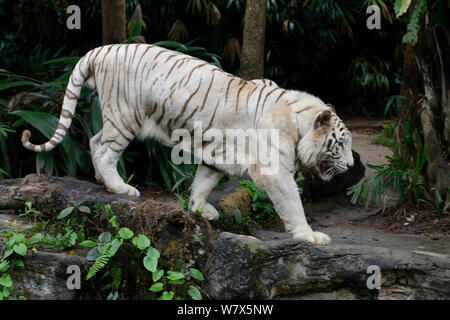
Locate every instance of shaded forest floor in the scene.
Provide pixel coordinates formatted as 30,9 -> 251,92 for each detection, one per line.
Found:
303,120 -> 449,239
346,120 -> 449,237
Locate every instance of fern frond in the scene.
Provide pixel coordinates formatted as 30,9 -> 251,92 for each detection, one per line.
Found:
110,266 -> 122,290
87,254 -> 111,280
86,239 -> 123,280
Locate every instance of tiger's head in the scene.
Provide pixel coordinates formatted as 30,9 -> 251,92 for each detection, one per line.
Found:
292,95 -> 353,181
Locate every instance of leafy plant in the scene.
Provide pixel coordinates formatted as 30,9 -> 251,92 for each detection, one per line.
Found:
384,95 -> 407,116
154,40 -> 222,68
419,188 -> 450,216
395,0 -> 427,43
0,229 -> 28,300
83,204 -> 205,300
349,57 -> 390,95
348,147 -> 428,209
0,203 -> 47,299
57,200 -> 91,220
85,231 -> 127,280
240,179 -> 276,222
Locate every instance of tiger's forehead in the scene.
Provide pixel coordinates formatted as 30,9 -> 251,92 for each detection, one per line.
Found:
330,115 -> 351,140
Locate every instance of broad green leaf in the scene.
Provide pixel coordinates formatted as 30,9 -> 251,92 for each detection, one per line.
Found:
57,207 -> 74,219
152,270 -> 164,282
13,233 -> 25,244
395,0 -> 412,18
158,291 -> 174,300
78,206 -> 91,214
132,234 -> 151,250
189,268 -> 204,281
168,278 -> 185,285
109,239 -> 123,256
0,275 -> 12,288
13,243 -> 27,256
149,282 -> 164,292
186,285 -> 202,300
11,110 -> 88,175
42,57 -> 80,65
143,256 -> 158,272
15,260 -> 25,268
153,41 -> 187,51
86,247 -> 101,261
146,246 -> 160,260
118,227 -> 134,240
166,271 -> 184,281
2,249 -> 14,260
79,240 -> 97,248
0,81 -> 40,91
98,232 -> 111,244
27,233 -> 45,246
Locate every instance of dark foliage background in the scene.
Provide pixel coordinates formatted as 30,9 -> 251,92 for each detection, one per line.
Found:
1,0 -> 403,113
0,0 -> 406,189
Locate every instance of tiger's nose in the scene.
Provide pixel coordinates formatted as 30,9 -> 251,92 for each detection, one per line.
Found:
347,163 -> 353,169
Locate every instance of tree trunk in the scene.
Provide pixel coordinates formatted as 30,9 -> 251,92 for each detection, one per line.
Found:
239,0 -> 266,80
101,0 -> 126,45
395,2 -> 450,198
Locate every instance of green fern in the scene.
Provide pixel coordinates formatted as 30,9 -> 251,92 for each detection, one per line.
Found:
87,255 -> 111,280
87,239 -> 123,280
110,266 -> 122,290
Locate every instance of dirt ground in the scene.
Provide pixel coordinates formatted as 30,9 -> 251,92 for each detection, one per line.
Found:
350,128 -> 392,179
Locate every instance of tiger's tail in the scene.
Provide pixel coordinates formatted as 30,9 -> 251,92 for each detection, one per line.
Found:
21,52 -> 92,152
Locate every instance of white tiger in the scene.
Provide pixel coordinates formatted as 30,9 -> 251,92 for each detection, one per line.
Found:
21,44 -> 353,245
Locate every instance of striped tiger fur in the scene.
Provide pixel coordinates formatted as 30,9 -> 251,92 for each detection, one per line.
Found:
21,44 -> 353,244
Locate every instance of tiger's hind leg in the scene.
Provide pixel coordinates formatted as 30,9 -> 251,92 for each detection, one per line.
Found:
92,121 -> 140,197
89,130 -> 104,184
189,164 -> 224,220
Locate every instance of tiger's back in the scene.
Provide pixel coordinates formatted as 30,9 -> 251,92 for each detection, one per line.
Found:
91,44 -> 271,146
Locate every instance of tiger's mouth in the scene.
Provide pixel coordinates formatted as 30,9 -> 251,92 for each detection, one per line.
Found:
319,161 -> 333,174
316,161 -> 335,180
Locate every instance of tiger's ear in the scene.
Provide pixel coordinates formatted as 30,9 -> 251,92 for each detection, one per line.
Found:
313,109 -> 332,129
326,103 -> 336,113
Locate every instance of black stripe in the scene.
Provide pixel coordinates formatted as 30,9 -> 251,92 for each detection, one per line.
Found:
173,78 -> 202,126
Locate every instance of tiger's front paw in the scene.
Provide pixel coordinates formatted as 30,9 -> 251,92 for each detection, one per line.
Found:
293,230 -> 331,245
190,201 -> 220,221
200,203 -> 220,220
107,183 -> 141,197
